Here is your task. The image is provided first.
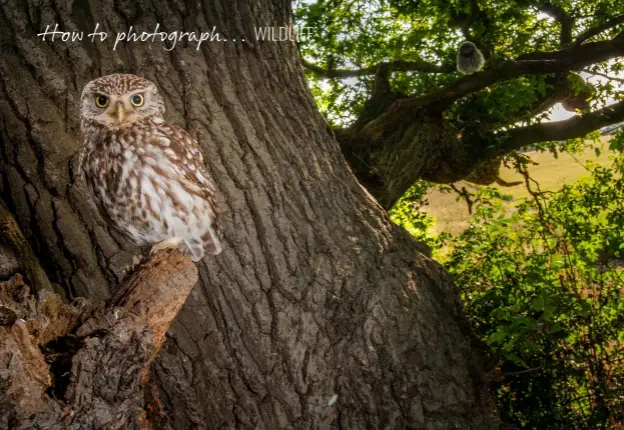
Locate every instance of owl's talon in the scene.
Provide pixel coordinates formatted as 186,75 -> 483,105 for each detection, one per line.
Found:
122,254 -> 143,275
150,238 -> 184,257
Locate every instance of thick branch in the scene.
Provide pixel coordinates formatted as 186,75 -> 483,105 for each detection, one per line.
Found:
493,100 -> 624,154
0,246 -> 199,429
539,2 -> 573,45
301,58 -> 454,78
574,14 -> 624,46
359,34 -> 624,139
418,36 -> 622,108
76,248 -> 198,346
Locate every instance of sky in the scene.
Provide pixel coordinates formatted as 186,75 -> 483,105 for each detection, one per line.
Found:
548,71 -> 624,122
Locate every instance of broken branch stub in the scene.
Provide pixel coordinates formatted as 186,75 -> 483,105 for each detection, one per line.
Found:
0,245 -> 198,429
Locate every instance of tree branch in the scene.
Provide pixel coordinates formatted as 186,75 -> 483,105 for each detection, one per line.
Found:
428,36 -> 622,107
301,58 -> 454,78
373,63 -> 392,95
460,0 -> 493,59
0,246 -> 199,428
573,14 -> 624,46
502,73 -> 587,125
584,69 -> 624,84
539,2 -> 573,45
461,0 -> 482,40
492,100 -> 624,154
359,33 -> 624,138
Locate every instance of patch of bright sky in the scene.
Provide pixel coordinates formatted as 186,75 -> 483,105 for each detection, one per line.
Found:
536,12 -> 624,122
549,70 -> 623,122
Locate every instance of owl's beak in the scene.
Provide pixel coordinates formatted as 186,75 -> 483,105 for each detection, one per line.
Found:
115,103 -> 125,124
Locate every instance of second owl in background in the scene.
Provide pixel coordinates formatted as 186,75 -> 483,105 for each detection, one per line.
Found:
457,41 -> 485,75
78,73 -> 222,262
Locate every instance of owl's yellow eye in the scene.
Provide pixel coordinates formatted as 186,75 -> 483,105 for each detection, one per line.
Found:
130,94 -> 144,107
95,95 -> 109,108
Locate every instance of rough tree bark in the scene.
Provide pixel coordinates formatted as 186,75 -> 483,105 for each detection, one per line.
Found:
0,237 -> 198,429
0,1 -> 497,429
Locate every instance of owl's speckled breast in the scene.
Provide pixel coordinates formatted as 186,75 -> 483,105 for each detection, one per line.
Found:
80,117 -> 220,254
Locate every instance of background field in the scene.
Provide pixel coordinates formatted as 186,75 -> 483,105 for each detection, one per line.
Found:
423,138 -> 614,234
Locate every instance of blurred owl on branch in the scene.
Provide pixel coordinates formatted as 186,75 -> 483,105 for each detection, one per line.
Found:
78,73 -> 222,262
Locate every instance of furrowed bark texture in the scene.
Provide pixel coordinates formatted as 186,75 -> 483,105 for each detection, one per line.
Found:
334,85 -> 505,210
0,1 -> 497,429
0,199 -> 198,429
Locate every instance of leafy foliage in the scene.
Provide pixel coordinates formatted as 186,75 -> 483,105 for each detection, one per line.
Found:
389,180 -> 450,249
295,0 -> 624,126
391,137 -> 624,428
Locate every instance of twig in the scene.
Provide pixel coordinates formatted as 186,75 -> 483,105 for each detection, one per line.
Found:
450,183 -> 476,214
583,69 -> 624,84
503,367 -> 542,377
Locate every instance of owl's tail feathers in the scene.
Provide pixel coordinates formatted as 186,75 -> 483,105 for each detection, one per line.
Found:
201,227 -> 223,255
183,228 -> 222,262
184,239 -> 205,262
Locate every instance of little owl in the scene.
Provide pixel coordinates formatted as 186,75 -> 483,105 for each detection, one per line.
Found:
78,73 -> 222,261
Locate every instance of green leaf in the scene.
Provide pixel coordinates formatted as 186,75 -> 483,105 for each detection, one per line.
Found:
532,292 -> 545,312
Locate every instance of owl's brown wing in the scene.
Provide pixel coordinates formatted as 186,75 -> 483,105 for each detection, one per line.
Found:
79,144 -> 134,241
149,125 -> 216,195
148,123 -> 221,255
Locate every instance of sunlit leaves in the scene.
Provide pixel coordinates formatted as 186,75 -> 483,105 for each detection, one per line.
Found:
444,141 -> 624,427
296,0 -> 624,128
388,179 -> 449,248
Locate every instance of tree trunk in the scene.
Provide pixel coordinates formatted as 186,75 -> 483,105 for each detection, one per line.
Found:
334,81 -> 504,210
0,1 -> 497,429
338,114 -> 475,209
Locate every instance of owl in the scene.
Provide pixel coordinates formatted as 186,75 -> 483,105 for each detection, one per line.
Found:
456,41 -> 484,75
78,73 -> 222,262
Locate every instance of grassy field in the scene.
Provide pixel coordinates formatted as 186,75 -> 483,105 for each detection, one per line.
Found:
423,139 -> 615,235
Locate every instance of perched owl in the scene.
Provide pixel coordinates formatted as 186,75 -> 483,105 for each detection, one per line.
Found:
456,41 -> 484,75
78,73 -> 222,262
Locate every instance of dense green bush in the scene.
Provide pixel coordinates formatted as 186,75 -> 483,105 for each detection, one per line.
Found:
392,137 -> 624,428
